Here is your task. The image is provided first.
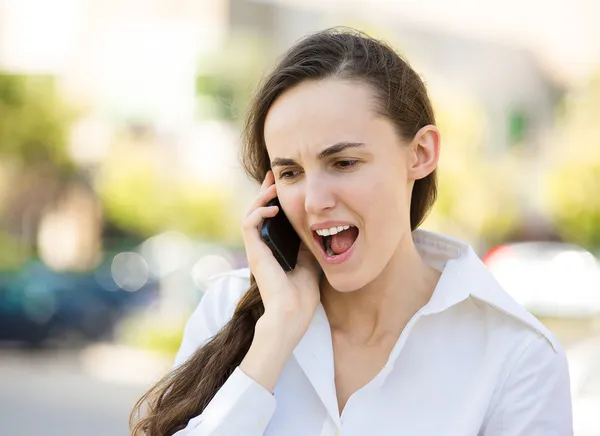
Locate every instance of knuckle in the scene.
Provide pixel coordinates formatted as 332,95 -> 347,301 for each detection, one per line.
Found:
241,219 -> 254,231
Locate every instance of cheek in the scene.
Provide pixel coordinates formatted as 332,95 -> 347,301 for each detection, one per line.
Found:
359,168 -> 409,229
276,185 -> 307,230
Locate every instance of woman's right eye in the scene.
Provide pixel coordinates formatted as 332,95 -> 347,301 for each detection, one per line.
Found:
279,169 -> 300,179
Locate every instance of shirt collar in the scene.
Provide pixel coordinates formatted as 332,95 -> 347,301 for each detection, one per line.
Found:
413,229 -> 559,351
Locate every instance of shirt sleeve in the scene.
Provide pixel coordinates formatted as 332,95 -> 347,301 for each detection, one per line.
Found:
481,335 -> 574,436
171,273 -> 277,436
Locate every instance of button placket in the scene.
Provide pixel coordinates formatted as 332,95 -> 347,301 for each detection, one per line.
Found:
318,417 -> 341,436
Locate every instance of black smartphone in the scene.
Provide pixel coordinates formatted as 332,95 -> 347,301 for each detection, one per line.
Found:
261,197 -> 301,271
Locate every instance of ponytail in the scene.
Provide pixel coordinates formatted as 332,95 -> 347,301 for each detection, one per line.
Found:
130,275 -> 264,435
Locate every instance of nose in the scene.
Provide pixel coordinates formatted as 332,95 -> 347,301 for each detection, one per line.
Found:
304,174 -> 335,214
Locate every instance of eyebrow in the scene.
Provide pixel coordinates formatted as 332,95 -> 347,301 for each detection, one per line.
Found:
270,142 -> 365,168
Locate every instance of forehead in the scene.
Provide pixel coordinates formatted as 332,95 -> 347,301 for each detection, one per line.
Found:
264,79 -> 382,156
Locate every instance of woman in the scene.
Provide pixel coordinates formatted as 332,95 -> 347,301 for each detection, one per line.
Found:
131,28 -> 573,435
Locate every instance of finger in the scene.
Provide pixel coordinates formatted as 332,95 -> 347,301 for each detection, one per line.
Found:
245,183 -> 277,217
242,204 -> 279,233
259,169 -> 275,193
242,205 -> 280,265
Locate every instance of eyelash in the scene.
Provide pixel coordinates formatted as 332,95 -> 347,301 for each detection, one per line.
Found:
279,160 -> 359,179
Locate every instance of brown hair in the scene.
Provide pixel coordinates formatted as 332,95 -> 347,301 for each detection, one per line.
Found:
130,27 -> 437,435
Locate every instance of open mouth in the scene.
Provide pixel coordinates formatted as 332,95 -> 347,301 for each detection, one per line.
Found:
313,225 -> 359,258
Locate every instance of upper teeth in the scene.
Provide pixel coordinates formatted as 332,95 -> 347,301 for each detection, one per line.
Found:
316,225 -> 351,236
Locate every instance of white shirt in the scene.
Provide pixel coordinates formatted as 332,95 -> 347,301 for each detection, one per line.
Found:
173,229 -> 573,436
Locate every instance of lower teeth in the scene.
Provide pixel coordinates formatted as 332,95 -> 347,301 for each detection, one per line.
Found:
327,247 -> 335,256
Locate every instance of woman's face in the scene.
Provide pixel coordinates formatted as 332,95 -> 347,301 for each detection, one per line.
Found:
264,78 -> 436,292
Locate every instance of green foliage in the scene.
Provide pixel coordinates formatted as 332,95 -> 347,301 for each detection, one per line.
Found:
507,107 -> 528,147
97,32 -> 271,241
0,230 -> 29,270
0,74 -> 72,169
424,91 -> 520,244
544,72 -> 600,249
195,33 -> 270,122
116,309 -> 185,356
98,146 -> 238,242
547,161 -> 600,248
0,74 -> 73,262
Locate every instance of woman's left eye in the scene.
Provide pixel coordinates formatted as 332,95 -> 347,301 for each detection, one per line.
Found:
334,160 -> 358,169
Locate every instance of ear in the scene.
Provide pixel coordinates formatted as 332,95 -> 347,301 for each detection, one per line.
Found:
407,125 -> 440,181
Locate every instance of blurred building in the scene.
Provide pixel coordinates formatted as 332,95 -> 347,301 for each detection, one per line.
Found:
3,0 -> 597,135
2,0 -> 598,165
0,0 -> 227,125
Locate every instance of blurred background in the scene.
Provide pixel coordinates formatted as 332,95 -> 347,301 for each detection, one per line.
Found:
0,0 -> 599,434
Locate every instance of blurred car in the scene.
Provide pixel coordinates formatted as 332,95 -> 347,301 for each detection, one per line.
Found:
567,336 -> 600,436
483,242 -> 600,317
0,258 -> 158,346
484,241 -> 600,435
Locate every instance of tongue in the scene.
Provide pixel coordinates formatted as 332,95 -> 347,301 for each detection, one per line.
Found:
331,227 -> 358,255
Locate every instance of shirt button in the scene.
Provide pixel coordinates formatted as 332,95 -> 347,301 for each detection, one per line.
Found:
257,418 -> 266,430
335,430 -> 341,436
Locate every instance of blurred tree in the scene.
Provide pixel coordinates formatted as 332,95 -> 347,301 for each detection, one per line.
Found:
116,307 -> 186,355
0,230 -> 27,269
0,74 -> 75,268
195,32 -> 271,123
95,31 -> 269,245
91,31 -> 273,244
0,75 -> 72,168
424,90 -> 521,248
543,72 -> 600,249
97,137 -> 239,243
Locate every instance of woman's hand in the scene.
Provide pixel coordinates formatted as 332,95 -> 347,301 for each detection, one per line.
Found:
240,170 -> 322,391
241,170 -> 322,332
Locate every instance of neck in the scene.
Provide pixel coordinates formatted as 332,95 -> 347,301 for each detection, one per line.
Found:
320,231 -> 441,346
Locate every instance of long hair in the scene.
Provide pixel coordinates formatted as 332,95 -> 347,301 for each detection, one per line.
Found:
130,27 -> 437,435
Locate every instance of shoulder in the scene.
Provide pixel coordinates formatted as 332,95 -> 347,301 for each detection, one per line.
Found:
440,243 -> 562,356
459,275 -> 569,410
478,318 -> 572,433
466,294 -> 564,368
195,267 -> 252,327
438,241 -> 572,430
174,268 -> 251,366
415,229 -> 562,356
454,258 -> 571,418
467,278 -> 561,355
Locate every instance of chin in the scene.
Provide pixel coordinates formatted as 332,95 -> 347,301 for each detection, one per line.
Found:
322,269 -> 370,293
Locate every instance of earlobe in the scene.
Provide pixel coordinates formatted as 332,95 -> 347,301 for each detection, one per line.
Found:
408,125 -> 440,180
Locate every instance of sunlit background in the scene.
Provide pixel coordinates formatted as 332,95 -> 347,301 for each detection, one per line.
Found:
0,0 -> 599,435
